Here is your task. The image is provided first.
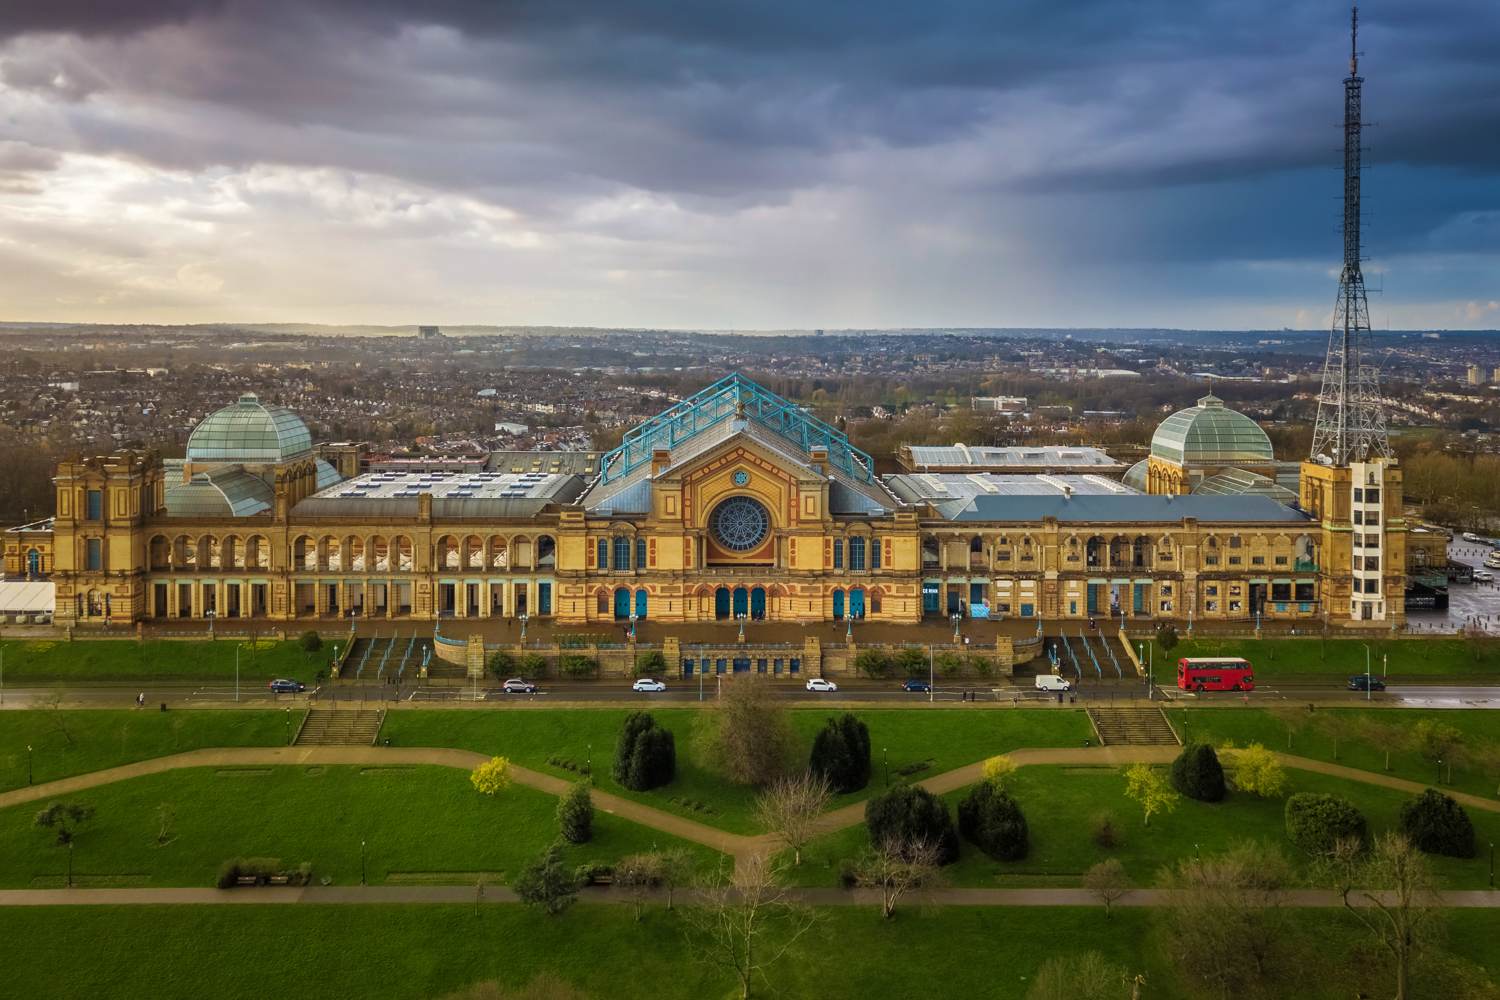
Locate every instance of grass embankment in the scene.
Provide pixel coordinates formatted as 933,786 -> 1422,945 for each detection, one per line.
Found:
1170,707 -> 1500,800
0,710 -> 301,793
0,638 -> 322,683
382,707 -> 1093,834
1,904 -> 1497,1000
1150,636 -> 1500,682
793,764 -> 1500,890
0,765 -> 720,889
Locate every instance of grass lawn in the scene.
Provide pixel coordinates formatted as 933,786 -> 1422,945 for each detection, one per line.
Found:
1149,635 -> 1500,681
1169,707 -> 1500,801
0,709 -> 302,793
0,765 -> 721,889
0,638 -> 325,683
382,707 -> 1093,834
791,764 -> 1500,891
0,904 -> 1496,1000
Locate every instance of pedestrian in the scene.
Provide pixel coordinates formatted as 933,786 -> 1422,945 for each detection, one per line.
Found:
137,691 -> 145,709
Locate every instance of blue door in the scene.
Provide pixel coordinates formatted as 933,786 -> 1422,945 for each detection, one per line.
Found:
538,582 -> 551,616
732,587 -> 748,617
832,590 -> 845,620
715,587 -> 730,619
733,658 -> 750,674
614,587 -> 631,619
682,659 -> 695,676
750,587 -> 766,619
635,589 -> 648,619
27,549 -> 40,576
848,587 -> 865,619
1086,585 -> 1099,615
946,589 -> 960,615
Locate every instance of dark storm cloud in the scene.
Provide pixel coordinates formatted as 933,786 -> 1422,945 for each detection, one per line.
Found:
0,0 -> 1496,326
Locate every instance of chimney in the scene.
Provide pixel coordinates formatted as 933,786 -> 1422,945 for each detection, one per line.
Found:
651,449 -> 671,476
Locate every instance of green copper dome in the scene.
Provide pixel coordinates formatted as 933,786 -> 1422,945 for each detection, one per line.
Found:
186,392 -> 314,464
1150,393 -> 1274,466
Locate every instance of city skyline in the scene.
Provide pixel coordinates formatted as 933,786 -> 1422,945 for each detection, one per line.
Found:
1,1 -> 1497,330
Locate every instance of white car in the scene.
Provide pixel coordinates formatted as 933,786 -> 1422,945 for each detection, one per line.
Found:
1485,553 -> 1500,570
1463,532 -> 1482,543
1474,570 -> 1495,584
805,677 -> 838,692
632,678 -> 666,692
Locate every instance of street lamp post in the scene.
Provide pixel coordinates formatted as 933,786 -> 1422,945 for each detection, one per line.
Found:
1363,644 -> 1371,702
928,646 -> 934,704
1437,757 -> 1444,786
361,839 -> 367,886
629,613 -> 637,641
26,744 -> 33,785
285,707 -> 292,744
519,613 -> 528,643
737,613 -> 746,643
1489,841 -> 1494,889
67,841 -> 74,888
587,743 -> 593,785
883,747 -> 889,788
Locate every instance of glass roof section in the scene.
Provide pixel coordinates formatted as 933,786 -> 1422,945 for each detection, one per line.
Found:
185,392 -> 314,464
1150,394 -> 1274,466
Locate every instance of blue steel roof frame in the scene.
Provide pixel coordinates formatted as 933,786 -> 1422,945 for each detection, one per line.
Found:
598,373 -> 874,483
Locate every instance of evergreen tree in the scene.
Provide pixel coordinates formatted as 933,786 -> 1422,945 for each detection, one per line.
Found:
809,713 -> 871,793
864,785 -> 959,865
557,782 -> 594,844
1170,743 -> 1227,803
957,782 -> 1029,861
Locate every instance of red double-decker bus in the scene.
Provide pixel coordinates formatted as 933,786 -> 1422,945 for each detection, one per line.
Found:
1177,657 -> 1255,692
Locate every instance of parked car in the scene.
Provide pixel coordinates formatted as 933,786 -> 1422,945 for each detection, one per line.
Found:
1348,675 -> 1386,692
632,678 -> 666,692
501,678 -> 537,694
805,677 -> 838,692
901,679 -> 932,692
1474,570 -> 1495,584
1462,531 -> 1482,543
1485,552 -> 1500,569
268,679 -> 305,693
1034,674 -> 1071,692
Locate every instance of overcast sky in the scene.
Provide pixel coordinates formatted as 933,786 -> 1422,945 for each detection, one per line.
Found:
1,1 -> 1496,329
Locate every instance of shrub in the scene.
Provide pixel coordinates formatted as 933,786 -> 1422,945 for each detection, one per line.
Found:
519,652 -> 548,677
634,649 -> 666,677
957,782 -> 1029,861
967,655 -> 995,679
216,857 -> 284,888
1220,742 -> 1287,798
298,630 -> 322,653
1156,624 -> 1178,652
470,756 -> 513,796
980,754 -> 1018,792
893,647 -> 928,676
854,649 -> 893,679
809,713 -> 871,794
486,650 -> 516,678
865,785 -> 959,865
1170,743 -> 1227,803
613,712 -> 676,791
560,654 -> 598,679
1399,789 -> 1476,858
573,862 -> 614,886
557,782 -> 594,845
1091,811 -> 1119,849
933,652 -> 963,678
1285,792 -> 1366,855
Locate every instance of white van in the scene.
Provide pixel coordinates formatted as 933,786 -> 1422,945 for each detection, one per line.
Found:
1463,532 -> 1482,543
1035,673 -> 1072,692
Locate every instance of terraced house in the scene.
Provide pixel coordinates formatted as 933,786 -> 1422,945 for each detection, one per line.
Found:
18,374 -> 1404,632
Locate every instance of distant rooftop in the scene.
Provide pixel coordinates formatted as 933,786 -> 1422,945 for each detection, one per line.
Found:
885,473 -> 1137,506
294,470 -> 585,518
900,444 -> 1122,472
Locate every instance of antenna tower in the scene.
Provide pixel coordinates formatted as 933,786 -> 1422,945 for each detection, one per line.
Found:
1310,5 -> 1390,465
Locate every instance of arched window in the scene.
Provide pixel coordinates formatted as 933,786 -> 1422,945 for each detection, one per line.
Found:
613,536 -> 631,571
969,535 -> 983,553
871,537 -> 882,569
596,538 -> 608,570
848,536 -> 866,571
635,537 -> 648,570
536,535 -> 556,568
921,536 -> 940,569
832,539 -> 843,569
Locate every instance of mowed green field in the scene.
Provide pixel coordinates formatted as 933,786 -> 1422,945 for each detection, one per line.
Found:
1149,635 -> 1500,680
0,709 -> 302,792
1,765 -> 721,888
1170,707 -> 1500,800
382,707 -> 1093,833
792,764 -> 1500,890
1,904 -> 1497,1000
0,638 -> 324,683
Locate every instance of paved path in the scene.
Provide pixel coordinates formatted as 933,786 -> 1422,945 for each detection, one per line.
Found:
2,884 -> 1498,909
3,743 -> 1496,878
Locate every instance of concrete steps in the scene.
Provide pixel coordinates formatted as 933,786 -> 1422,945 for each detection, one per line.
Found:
1088,707 -> 1180,746
295,708 -> 384,746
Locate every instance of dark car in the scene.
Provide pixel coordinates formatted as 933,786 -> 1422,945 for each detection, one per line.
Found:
1348,675 -> 1385,692
269,679 -> 306,693
901,679 -> 932,692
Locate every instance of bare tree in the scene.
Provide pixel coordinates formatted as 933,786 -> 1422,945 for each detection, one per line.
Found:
614,852 -> 664,922
1156,841 -> 1291,998
1025,951 -> 1138,1000
43,691 -> 74,747
1322,832 -> 1441,1000
852,835 -> 944,920
1265,702 -> 1313,751
657,847 -> 694,911
680,855 -> 816,1000
707,677 -> 795,786
1083,858 -> 1130,918
755,772 -> 832,866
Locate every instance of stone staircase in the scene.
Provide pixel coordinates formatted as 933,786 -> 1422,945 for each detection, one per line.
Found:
294,708 -> 384,746
1088,707 -> 1180,746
